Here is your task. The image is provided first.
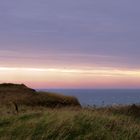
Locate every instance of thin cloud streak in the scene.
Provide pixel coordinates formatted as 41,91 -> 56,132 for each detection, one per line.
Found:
0,67 -> 140,77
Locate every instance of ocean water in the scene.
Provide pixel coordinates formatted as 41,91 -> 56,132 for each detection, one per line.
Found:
40,89 -> 140,106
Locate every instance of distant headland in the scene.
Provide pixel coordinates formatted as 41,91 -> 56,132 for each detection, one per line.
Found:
0,83 -> 81,108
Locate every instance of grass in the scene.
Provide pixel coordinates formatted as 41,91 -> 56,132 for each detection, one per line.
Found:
0,83 -> 81,108
27,92 -> 81,107
0,83 -> 140,140
0,105 -> 140,140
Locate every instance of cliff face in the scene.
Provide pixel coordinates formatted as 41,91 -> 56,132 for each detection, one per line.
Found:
0,83 -> 81,107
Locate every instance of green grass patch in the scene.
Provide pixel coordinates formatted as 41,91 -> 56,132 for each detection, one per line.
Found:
0,107 -> 140,140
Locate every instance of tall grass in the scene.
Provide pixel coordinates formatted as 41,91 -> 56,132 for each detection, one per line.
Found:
0,106 -> 140,140
0,84 -> 140,140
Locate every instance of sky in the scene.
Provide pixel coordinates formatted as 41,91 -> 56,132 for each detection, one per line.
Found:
0,0 -> 140,88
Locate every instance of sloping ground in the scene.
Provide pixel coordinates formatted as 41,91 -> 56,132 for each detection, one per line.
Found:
0,108 -> 140,140
0,84 -> 140,140
0,83 -> 35,104
0,83 -> 81,107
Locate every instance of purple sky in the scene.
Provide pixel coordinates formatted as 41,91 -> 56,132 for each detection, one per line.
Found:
0,0 -> 140,69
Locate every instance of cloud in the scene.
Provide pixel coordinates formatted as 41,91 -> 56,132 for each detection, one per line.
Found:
0,0 -> 140,69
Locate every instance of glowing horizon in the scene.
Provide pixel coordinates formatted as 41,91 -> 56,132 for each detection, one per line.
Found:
1,66 -> 140,89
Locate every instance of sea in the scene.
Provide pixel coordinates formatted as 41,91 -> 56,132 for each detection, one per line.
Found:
39,89 -> 140,107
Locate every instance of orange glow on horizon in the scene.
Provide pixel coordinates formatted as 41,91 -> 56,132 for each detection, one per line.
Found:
0,67 -> 140,88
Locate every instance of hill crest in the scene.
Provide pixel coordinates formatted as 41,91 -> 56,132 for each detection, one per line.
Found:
0,83 -> 81,108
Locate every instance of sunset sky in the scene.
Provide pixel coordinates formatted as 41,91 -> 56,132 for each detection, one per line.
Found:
0,0 -> 140,88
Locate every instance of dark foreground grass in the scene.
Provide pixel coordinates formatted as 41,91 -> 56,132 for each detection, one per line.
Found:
0,106 -> 140,140
0,84 -> 140,140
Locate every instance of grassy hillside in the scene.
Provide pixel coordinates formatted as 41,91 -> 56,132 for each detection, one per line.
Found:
0,105 -> 140,140
0,83 -> 140,140
0,83 -> 81,108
